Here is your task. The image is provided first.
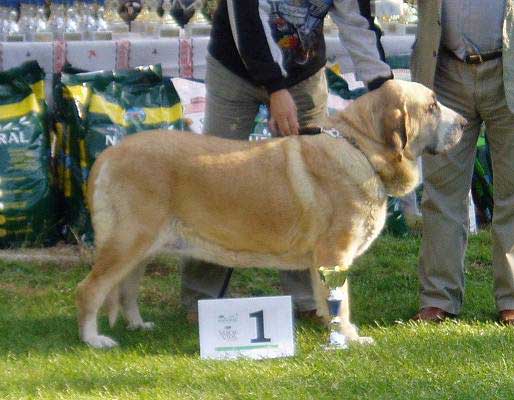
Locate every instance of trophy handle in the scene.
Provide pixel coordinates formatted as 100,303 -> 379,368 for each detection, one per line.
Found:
177,0 -> 202,12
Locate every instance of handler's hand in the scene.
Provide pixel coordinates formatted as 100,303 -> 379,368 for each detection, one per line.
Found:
269,89 -> 299,136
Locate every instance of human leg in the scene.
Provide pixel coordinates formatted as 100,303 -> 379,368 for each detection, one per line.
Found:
418,55 -> 482,315
477,59 -> 514,313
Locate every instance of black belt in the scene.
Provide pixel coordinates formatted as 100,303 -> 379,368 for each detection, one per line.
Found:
463,50 -> 502,64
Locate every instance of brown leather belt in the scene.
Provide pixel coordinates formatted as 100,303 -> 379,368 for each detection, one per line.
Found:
445,47 -> 503,64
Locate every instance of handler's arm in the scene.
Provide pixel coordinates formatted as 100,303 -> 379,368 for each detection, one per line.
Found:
330,0 -> 393,90
227,0 -> 298,135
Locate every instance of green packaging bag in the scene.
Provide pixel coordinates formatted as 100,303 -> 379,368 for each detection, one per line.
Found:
0,62 -> 58,247
59,64 -> 184,242
472,132 -> 494,226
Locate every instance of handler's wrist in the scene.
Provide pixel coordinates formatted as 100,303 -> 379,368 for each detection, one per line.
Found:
266,81 -> 288,95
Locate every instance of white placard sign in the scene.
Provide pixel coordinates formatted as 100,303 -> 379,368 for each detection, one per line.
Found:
198,296 -> 295,360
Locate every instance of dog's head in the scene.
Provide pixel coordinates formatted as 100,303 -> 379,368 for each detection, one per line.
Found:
371,80 -> 466,161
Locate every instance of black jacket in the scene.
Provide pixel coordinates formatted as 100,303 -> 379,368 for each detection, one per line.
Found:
208,0 -> 392,94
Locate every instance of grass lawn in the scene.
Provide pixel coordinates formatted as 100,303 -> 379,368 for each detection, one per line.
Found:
1,229 -> 514,399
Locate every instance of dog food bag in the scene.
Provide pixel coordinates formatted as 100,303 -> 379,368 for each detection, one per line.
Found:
59,64 -> 184,242
171,77 -> 206,133
325,65 -> 367,101
0,63 -> 58,247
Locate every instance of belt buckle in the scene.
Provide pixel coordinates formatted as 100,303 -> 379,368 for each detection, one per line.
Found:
466,54 -> 483,64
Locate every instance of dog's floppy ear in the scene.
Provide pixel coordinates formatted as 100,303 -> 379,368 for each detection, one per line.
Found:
382,106 -> 407,162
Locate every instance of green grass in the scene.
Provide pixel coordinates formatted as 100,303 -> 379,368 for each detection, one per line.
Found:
2,230 -> 514,399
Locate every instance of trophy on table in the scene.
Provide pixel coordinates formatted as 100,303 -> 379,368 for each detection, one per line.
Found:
79,0 -> 96,40
92,0 -> 113,40
18,0 -> 37,41
131,0 -> 150,33
32,0 -> 53,41
144,0 -> 161,36
48,0 -> 66,40
4,0 -> 24,42
181,0 -> 210,36
159,0 -> 180,37
104,0 -> 129,33
131,0 -> 159,35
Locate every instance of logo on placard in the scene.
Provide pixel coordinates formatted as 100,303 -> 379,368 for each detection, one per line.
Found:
217,313 -> 239,342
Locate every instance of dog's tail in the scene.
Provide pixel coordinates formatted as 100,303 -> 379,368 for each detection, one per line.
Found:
104,284 -> 121,328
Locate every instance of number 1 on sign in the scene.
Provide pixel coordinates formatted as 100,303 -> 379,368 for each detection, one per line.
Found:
249,310 -> 271,343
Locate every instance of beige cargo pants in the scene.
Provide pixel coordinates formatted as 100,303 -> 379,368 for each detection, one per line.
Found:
419,53 -> 514,315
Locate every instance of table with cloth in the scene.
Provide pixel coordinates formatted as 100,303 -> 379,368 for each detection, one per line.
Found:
0,34 -> 414,103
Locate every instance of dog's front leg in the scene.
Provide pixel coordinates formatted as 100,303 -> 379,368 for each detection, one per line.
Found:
337,278 -> 374,345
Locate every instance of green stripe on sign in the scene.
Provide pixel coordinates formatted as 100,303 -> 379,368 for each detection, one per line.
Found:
215,344 -> 280,352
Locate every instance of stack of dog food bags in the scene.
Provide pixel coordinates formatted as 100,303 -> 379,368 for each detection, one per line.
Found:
57,64 -> 184,242
0,61 -> 59,247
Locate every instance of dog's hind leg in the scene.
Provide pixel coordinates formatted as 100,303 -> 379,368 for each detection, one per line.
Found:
76,231 -> 157,349
309,266 -> 331,325
119,263 -> 154,331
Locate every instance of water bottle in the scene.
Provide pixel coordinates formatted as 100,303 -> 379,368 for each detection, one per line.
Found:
34,0 -> 53,41
0,0 -> 10,41
18,0 -> 36,40
92,0 -> 112,39
249,105 -> 272,142
5,0 -> 24,41
81,0 -> 96,38
64,0 -> 84,40
49,0 -> 66,39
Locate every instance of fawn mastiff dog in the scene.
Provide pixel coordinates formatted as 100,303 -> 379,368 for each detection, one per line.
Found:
76,80 -> 466,348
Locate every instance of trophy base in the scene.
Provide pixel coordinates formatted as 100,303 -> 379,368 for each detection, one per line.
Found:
131,21 -> 145,34
89,31 -> 113,40
110,23 -> 129,34
159,27 -> 180,38
33,32 -> 54,42
6,34 -> 25,42
63,32 -> 83,41
186,24 -> 211,37
323,331 -> 349,351
145,23 -> 159,37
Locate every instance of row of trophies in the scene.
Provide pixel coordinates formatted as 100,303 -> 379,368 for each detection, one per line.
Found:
0,0 -> 213,41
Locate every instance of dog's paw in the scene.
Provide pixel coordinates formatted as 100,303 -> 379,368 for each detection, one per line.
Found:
349,336 -> 375,346
84,335 -> 119,349
127,321 -> 155,331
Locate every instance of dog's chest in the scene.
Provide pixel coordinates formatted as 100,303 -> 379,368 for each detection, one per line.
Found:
356,193 -> 388,256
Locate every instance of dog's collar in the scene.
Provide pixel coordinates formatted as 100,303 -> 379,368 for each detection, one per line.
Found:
299,126 -> 355,145
299,126 -> 377,176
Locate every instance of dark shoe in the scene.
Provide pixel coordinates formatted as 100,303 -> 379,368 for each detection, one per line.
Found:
499,309 -> 514,325
412,307 -> 451,323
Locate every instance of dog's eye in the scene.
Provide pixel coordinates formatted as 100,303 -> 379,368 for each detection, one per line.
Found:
428,102 -> 438,113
